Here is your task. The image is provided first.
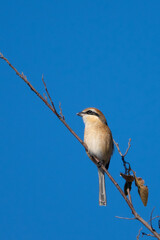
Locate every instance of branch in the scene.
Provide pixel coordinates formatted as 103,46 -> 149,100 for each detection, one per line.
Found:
137,227 -> 143,240
127,187 -> 132,204
151,216 -> 160,222
137,208 -> 160,238
42,74 -> 56,111
113,139 -> 131,174
1,53 -> 160,240
0,53 -> 85,149
59,102 -> 65,120
115,216 -> 136,220
150,207 -> 156,231
142,232 -> 157,238
113,138 -> 131,157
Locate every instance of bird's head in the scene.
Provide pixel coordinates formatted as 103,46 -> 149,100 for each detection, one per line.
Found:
77,107 -> 107,125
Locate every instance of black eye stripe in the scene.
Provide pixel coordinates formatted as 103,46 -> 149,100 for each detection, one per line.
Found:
86,110 -> 93,114
85,110 -> 99,117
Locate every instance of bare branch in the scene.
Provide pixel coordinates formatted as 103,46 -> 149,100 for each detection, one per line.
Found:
0,53 -> 85,149
43,93 -> 47,101
115,216 -> 136,220
124,138 -> 131,157
150,216 -> 160,222
113,140 -> 123,157
113,139 -> 131,174
42,74 -> 56,111
142,232 -> 157,238
137,213 -> 160,239
1,53 -> 160,240
127,187 -> 132,204
59,102 -> 65,120
113,138 -> 131,157
150,207 -> 156,231
137,227 -> 143,240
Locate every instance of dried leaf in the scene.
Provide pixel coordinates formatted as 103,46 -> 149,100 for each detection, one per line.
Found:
138,185 -> 149,206
120,173 -> 135,182
133,172 -> 148,206
135,177 -> 145,187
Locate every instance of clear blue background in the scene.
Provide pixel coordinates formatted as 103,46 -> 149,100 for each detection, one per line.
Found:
0,1 -> 160,239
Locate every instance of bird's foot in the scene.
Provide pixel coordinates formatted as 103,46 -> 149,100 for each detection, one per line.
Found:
97,160 -> 104,168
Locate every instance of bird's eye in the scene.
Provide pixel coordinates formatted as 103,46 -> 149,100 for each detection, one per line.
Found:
86,110 -> 93,114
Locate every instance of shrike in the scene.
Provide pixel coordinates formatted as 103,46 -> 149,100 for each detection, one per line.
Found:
77,107 -> 114,206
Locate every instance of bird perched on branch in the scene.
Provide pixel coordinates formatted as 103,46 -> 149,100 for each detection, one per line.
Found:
77,107 -> 114,206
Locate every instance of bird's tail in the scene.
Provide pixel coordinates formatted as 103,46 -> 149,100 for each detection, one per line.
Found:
98,168 -> 107,206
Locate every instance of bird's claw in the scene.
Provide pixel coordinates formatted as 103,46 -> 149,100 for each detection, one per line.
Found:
97,161 -> 103,168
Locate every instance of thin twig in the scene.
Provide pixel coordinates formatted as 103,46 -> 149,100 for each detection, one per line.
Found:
124,138 -> 131,157
42,74 -> 56,111
1,53 -> 160,240
113,138 -> 131,173
115,216 -> 136,220
113,140 -> 123,156
137,216 -> 160,239
137,227 -> 143,240
113,138 -> 131,157
150,216 -> 160,222
0,53 -> 85,148
127,187 -> 132,204
43,93 -> 47,101
142,232 -> 157,237
150,207 -> 156,231
59,102 -> 65,120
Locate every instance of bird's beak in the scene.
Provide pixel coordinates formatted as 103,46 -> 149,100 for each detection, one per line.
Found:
77,112 -> 83,117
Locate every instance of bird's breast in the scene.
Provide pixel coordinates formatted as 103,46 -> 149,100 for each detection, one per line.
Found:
84,124 -> 112,163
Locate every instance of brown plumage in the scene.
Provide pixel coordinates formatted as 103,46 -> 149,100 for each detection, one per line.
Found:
77,107 -> 114,206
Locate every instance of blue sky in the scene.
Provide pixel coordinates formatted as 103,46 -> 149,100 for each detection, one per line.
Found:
0,1 -> 160,239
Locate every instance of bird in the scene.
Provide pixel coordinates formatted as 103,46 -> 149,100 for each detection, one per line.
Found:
77,107 -> 114,206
